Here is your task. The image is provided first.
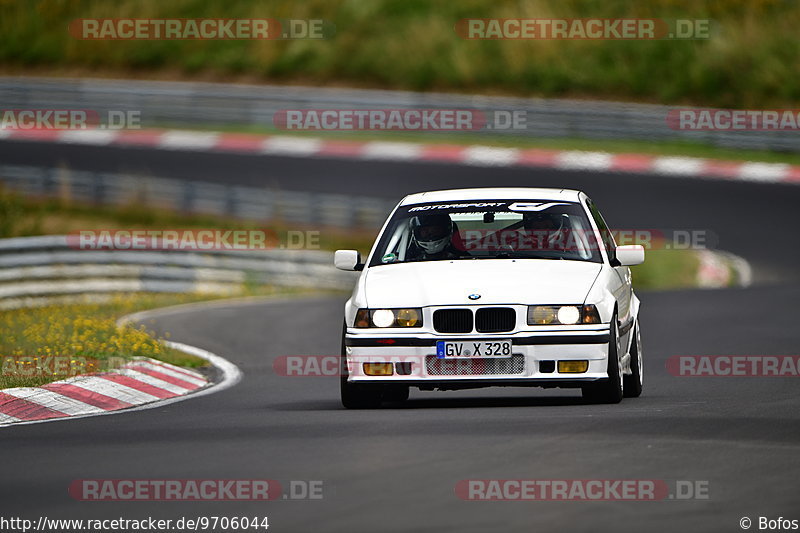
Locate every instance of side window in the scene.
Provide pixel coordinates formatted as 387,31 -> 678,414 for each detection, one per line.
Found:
586,199 -> 617,263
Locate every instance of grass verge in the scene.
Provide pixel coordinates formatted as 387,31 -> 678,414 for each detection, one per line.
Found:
0,289 -> 304,390
0,0 -> 797,108
0,293 -> 206,389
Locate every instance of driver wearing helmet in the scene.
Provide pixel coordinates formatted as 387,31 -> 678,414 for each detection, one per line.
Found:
521,211 -> 568,251
408,213 -> 465,260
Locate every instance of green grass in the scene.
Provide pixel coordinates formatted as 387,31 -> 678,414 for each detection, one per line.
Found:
630,249 -> 700,291
0,0 -> 797,109
0,289 -> 314,390
0,293 -> 210,389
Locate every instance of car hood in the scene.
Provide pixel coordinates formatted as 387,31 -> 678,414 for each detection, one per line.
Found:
363,259 -> 602,307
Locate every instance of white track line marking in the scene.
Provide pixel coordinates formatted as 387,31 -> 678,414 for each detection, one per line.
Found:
159,131 -> 220,151
737,162 -> 789,183
261,136 -> 322,155
463,146 -> 520,166
162,340 -> 241,397
555,151 -> 614,171
652,156 -> 705,175
361,142 -> 423,160
58,130 -> 118,145
2,388 -> 105,416
3,126 -> 800,185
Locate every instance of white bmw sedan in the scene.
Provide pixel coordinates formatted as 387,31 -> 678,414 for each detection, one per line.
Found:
335,187 -> 644,408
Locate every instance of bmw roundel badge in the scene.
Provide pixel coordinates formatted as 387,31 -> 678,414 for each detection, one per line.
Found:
468,294 -> 481,300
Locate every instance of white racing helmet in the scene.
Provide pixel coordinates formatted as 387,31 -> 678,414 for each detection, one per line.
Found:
410,214 -> 454,254
523,212 -> 568,246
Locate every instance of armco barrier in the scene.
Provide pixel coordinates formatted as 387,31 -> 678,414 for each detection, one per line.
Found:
0,235 -> 357,309
0,76 -> 796,152
0,164 -> 396,229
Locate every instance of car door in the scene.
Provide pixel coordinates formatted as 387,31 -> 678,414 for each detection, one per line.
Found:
586,198 -> 633,337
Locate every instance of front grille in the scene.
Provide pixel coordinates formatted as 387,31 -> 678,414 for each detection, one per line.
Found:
426,355 -> 525,376
475,307 -> 516,333
433,309 -> 473,333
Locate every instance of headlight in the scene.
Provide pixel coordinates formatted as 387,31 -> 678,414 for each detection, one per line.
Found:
527,304 -> 601,325
557,306 -> 581,325
355,308 -> 423,328
372,309 -> 395,328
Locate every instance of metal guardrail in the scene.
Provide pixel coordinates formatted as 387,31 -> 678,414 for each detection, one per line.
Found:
0,164 -> 396,229
0,235 -> 357,309
1,76 -> 796,152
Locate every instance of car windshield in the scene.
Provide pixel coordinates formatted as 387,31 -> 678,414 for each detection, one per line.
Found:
368,199 -> 603,266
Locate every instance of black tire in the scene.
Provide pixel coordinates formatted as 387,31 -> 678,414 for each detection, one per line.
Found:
381,385 -> 410,403
623,320 -> 643,398
341,380 -> 382,409
340,324 -> 382,409
582,313 -> 623,404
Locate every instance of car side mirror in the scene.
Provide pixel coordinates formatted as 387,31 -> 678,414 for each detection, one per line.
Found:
614,245 -> 645,266
334,249 -> 363,271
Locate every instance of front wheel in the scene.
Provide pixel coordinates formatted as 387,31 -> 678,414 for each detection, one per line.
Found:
341,379 -> 383,409
381,385 -> 410,403
582,314 -> 623,404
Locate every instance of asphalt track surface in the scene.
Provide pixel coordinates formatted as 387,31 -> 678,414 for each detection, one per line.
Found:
1,139 -> 800,532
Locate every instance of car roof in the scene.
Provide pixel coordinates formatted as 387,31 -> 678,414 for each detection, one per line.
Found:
399,187 -> 583,206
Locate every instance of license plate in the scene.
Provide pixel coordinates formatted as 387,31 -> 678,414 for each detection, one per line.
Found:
436,340 -> 512,359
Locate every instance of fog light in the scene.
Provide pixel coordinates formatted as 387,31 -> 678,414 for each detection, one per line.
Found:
395,308 -> 420,327
557,360 -> 589,373
529,306 -> 557,325
363,363 -> 394,376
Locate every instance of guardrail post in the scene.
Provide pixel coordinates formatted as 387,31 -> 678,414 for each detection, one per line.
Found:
55,167 -> 74,204
92,172 -> 106,205
225,185 -> 237,217
44,167 -> 58,196
181,180 -> 196,213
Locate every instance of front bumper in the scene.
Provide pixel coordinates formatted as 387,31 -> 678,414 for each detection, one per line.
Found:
344,327 -> 611,386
